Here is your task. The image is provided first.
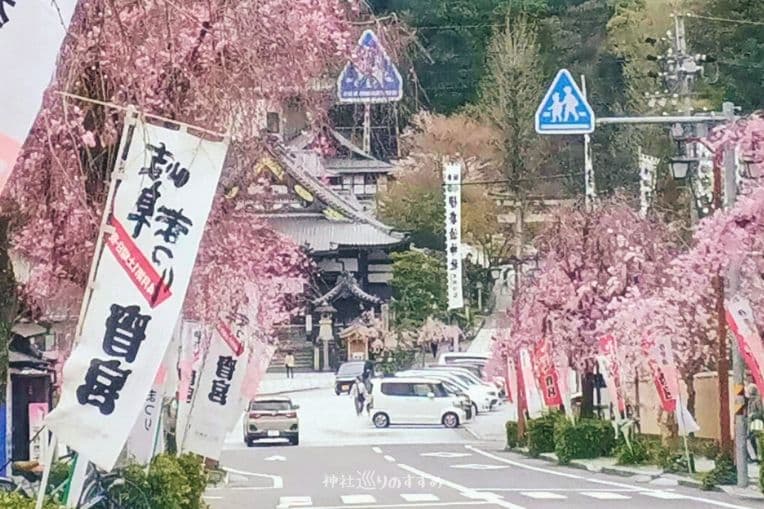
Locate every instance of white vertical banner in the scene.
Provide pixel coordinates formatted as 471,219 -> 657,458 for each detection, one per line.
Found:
638,148 -> 659,218
693,143 -> 715,216
125,360 -> 169,465
0,0 -> 79,187
28,403 -> 49,463
44,117 -> 228,470
519,348 -> 544,418
182,317 -> 250,460
443,160 -> 463,310
177,320 -> 204,447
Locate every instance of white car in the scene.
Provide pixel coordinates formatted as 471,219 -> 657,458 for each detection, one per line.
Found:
438,352 -> 490,365
398,370 -> 493,415
369,377 -> 466,429
426,367 -> 500,409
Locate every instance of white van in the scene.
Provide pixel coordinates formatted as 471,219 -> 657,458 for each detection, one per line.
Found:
369,377 -> 467,429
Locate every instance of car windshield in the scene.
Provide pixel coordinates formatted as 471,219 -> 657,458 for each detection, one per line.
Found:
337,363 -> 364,376
251,401 -> 291,411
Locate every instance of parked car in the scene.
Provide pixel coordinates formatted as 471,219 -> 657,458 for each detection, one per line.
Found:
393,371 -> 473,420
244,397 -> 299,446
369,377 -> 466,429
438,352 -> 490,365
335,360 -> 374,395
398,369 -> 490,415
424,366 -> 500,409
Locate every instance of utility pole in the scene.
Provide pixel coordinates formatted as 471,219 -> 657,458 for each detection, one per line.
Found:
721,100 -> 747,485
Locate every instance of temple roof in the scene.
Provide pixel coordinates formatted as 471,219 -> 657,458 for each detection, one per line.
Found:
263,144 -> 406,254
312,272 -> 382,306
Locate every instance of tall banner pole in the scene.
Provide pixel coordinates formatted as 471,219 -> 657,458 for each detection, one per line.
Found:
581,75 -> 596,210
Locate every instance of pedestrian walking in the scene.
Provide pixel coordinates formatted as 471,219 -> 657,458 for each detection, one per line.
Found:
350,376 -> 368,416
746,382 -> 763,462
284,351 -> 295,379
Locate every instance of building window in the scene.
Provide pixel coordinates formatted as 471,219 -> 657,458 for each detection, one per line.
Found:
266,112 -> 281,134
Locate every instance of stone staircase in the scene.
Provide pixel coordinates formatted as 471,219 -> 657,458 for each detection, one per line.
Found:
268,325 -> 315,373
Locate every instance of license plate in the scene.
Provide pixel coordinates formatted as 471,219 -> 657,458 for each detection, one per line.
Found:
267,430 -> 279,437
342,385 -> 349,391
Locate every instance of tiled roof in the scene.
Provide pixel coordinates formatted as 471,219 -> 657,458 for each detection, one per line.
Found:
267,214 -> 404,253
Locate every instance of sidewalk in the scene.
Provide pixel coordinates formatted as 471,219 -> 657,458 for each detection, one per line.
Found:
258,371 -> 334,396
517,449 -> 764,501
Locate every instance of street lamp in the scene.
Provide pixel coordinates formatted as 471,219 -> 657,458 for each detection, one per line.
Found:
669,156 -> 695,180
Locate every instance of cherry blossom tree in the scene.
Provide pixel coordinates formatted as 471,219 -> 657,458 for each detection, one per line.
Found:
2,0 -> 359,333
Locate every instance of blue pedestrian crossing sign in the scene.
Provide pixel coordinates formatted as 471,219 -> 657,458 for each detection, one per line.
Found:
337,30 -> 403,104
535,69 -> 595,135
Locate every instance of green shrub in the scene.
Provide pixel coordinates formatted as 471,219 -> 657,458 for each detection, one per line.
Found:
108,454 -> 208,509
527,412 -> 561,457
652,445 -> 691,473
615,436 -> 651,465
505,421 -> 520,449
553,418 -> 616,465
0,492 -> 62,508
701,453 -> 737,491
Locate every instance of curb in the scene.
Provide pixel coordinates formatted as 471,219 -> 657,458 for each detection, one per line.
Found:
505,447 -> 762,498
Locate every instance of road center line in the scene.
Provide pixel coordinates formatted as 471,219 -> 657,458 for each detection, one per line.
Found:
372,447 -> 383,454
384,455 -> 396,462
397,463 -> 525,509
465,445 -> 755,509
303,502 -> 491,509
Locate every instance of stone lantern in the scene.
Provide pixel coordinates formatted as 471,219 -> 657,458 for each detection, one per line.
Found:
315,301 -> 336,372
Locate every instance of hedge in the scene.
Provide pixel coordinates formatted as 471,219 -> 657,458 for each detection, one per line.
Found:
527,412 -> 561,457
553,418 -> 616,465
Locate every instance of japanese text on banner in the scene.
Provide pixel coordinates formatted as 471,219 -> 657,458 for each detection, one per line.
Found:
45,119 -> 228,470
443,161 -> 463,310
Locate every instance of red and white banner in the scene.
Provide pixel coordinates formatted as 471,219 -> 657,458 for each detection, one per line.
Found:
533,338 -> 563,407
182,314 -> 250,460
519,348 -> 544,418
597,335 -> 626,413
505,356 -> 518,421
726,295 -> 764,395
45,118 -> 228,470
641,334 -> 679,413
0,0 -> 79,189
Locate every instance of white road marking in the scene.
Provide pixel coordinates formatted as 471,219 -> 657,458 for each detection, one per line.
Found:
401,494 -> 440,502
341,494 -> 376,504
450,463 -> 508,470
277,496 -> 312,508
420,452 -> 472,458
221,467 -> 283,489
202,496 -> 223,500
397,463 -> 525,509
581,492 -> 631,500
305,502 -> 490,509
520,491 -> 567,500
384,455 -> 396,462
465,445 -> 754,509
642,491 -> 689,500
265,455 -> 287,461
475,488 -> 638,492
372,447 -> 383,454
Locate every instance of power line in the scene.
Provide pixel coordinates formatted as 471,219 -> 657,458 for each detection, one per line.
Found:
685,13 -> 764,27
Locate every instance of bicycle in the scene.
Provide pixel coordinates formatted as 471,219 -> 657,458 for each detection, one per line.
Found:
77,464 -> 150,509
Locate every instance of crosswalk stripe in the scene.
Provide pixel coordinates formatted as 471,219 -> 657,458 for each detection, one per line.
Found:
520,491 -> 567,500
341,494 -> 376,504
581,492 -> 631,500
642,491 -> 688,500
277,496 -> 313,508
401,494 -> 440,502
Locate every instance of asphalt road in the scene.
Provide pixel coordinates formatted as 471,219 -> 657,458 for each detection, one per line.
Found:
205,388 -> 757,509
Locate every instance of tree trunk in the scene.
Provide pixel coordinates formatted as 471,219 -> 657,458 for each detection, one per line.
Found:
582,368 -> 595,419
684,373 -> 697,416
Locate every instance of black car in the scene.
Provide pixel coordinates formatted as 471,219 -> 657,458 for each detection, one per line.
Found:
335,360 -> 374,395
